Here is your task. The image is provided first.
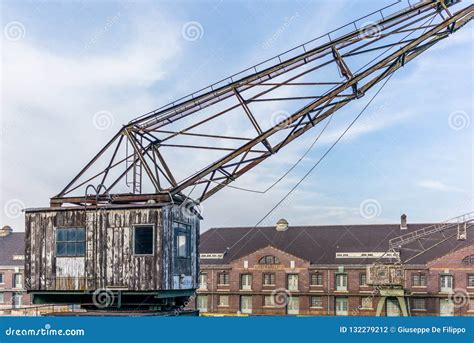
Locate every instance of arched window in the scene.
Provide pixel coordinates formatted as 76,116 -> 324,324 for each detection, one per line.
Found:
462,255 -> 474,265
259,255 -> 280,264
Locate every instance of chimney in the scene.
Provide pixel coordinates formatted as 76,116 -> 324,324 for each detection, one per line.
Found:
276,218 -> 289,231
400,214 -> 407,230
0,225 -> 13,237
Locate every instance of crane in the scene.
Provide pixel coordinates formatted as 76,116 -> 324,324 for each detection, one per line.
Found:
367,212 -> 474,316
49,0 -> 473,210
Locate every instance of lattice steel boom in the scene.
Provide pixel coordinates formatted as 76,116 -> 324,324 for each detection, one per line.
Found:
52,0 -> 473,207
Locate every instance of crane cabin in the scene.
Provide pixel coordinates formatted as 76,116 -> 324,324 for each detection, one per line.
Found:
25,201 -> 200,310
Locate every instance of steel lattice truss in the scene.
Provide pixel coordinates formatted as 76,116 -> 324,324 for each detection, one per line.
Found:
52,0 -> 473,207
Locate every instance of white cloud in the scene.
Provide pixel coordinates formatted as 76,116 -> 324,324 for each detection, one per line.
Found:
417,180 -> 466,193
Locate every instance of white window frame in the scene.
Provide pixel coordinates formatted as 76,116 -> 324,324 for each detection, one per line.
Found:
440,275 -> 453,292
13,273 -> 23,289
336,273 -> 347,291
287,274 -> 299,291
197,295 -> 208,312
264,295 -> 275,307
218,295 -> 229,307
335,297 -> 348,315
287,296 -> 299,315
240,295 -> 252,314
199,273 -> 207,290
241,274 -> 252,290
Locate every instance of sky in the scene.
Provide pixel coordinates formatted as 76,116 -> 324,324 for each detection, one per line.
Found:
1,0 -> 473,233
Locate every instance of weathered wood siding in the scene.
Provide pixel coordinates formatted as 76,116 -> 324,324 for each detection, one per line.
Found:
25,204 -> 200,292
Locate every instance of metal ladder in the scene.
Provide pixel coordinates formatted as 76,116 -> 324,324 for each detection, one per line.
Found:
125,135 -> 143,194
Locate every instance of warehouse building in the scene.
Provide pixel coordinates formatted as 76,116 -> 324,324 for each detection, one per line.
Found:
193,217 -> 474,316
0,226 -> 30,313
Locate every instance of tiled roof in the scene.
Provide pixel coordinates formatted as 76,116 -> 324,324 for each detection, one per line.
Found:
0,232 -> 25,266
199,224 -> 474,265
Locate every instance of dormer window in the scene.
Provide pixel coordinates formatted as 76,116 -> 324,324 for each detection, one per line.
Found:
259,255 -> 280,264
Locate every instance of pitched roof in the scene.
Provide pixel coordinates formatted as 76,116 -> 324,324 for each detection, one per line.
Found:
199,224 -> 474,265
0,232 -> 25,266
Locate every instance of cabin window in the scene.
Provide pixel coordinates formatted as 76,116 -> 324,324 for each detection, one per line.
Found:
56,227 -> 85,257
174,222 -> 192,274
133,225 -> 154,255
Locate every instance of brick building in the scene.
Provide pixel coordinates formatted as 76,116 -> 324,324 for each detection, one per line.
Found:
193,217 -> 474,316
0,226 -> 30,313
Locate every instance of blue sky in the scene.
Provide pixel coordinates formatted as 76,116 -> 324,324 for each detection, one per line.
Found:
1,0 -> 472,232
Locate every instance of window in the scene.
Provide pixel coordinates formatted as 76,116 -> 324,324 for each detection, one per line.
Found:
0,292 -> 3,303
240,296 -> 252,314
462,255 -> 474,265
310,273 -> 323,286
199,273 -> 207,290
197,295 -> 208,312
218,272 -> 229,285
311,296 -> 323,308
467,275 -> 474,287
336,274 -> 347,291
241,274 -> 252,290
173,222 -> 191,274
12,293 -> 22,308
360,273 -> 367,286
0,273 -> 4,284
264,295 -> 275,307
287,274 -> 298,291
132,225 -> 154,255
13,274 -> 22,289
361,297 -> 372,309
412,298 -> 426,310
335,297 -> 348,315
412,273 -> 427,286
218,295 -> 229,307
56,227 -> 85,257
259,255 -> 280,264
470,298 -> 474,311
287,296 -> 299,315
263,273 -> 275,285
440,275 -> 453,292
